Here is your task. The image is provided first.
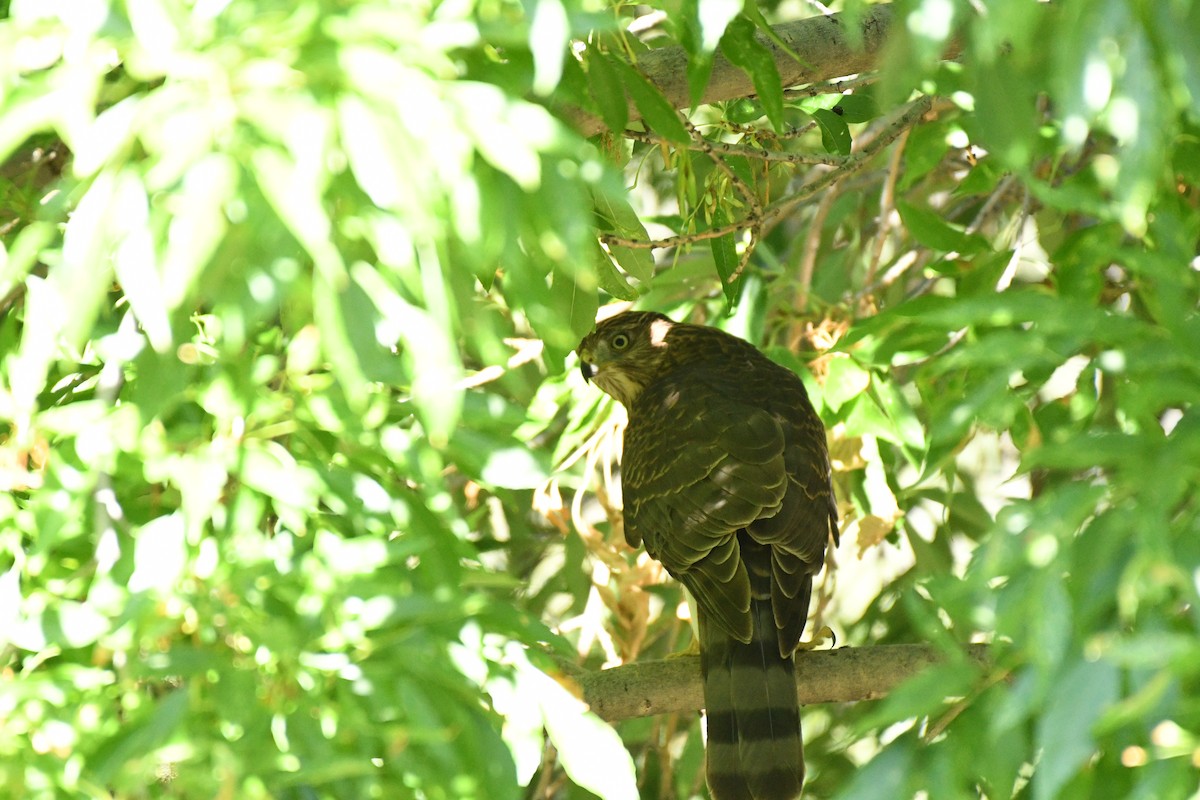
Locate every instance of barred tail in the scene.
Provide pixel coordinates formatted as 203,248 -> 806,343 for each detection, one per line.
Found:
700,538 -> 805,800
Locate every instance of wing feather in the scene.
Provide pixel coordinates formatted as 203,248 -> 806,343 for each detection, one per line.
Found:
622,371 -> 792,642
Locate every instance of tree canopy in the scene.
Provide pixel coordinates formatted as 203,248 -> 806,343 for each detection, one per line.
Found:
1,0 -> 1198,798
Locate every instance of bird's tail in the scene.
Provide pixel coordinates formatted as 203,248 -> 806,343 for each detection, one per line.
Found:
700,537 -> 805,800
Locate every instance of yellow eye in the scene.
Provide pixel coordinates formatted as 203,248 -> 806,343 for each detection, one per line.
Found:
611,333 -> 631,350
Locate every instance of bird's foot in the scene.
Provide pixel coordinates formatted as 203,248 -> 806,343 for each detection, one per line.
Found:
794,625 -> 836,652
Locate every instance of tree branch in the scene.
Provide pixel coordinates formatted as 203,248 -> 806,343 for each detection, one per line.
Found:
567,5 -> 963,137
571,643 -> 990,722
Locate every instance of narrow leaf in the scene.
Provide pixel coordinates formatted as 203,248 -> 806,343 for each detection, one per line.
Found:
1033,659 -> 1119,800
813,108 -> 852,155
614,61 -> 689,144
710,207 -> 741,304
586,50 -> 628,134
592,241 -> 640,301
720,16 -> 785,131
896,199 -> 989,254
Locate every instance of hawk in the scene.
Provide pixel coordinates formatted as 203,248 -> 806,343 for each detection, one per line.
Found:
578,311 -> 838,800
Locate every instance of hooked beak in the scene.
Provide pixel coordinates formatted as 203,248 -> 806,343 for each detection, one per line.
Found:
580,360 -> 597,382
577,339 -> 599,383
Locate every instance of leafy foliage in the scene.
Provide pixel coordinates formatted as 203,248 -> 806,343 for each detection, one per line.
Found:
1,0 -> 1198,799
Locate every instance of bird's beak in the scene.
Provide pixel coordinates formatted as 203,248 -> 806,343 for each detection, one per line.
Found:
578,344 -> 597,383
577,340 -> 599,383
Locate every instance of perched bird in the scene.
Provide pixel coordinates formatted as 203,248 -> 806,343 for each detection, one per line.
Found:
578,310 -> 838,800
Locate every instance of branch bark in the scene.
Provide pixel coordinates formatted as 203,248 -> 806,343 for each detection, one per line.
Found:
567,5 -> 964,137
571,643 -> 990,722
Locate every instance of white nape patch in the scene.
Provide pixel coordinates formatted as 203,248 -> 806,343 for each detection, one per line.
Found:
650,317 -> 673,347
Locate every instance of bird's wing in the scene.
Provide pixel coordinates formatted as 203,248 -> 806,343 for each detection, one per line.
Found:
622,374 -> 788,643
746,401 -> 838,654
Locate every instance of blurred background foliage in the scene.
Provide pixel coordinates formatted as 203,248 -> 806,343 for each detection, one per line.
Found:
1,0 -> 1198,798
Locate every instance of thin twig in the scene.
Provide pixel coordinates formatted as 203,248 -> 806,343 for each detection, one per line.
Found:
762,96 -> 934,228
965,173 -> 1019,236
857,249 -> 921,300
994,186 -> 1033,291
794,185 -> 839,312
863,126 -> 911,290
599,222 -> 745,251
710,137 -> 845,165
726,229 -> 758,284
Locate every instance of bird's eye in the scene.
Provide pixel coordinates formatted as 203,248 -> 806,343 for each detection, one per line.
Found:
611,333 -> 631,350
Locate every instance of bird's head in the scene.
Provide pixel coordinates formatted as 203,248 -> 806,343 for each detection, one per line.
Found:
577,311 -> 676,406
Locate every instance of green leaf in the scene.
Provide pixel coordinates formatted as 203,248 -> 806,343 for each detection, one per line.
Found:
686,54 -> 716,110
710,207 -> 741,305
89,690 -> 189,784
351,262 -> 462,445
871,377 -> 927,455
313,267 -> 370,411
550,262 -> 601,355
251,144 -> 345,283
842,392 -> 894,440
614,61 -> 689,144
1033,658 -> 1119,800
608,244 -> 654,288
719,16 -> 784,131
161,154 -> 237,308
824,354 -> 871,411
837,737 -> 916,800
896,199 -> 989,254
812,108 -> 852,155
337,266 -> 406,385
0,74 -> 64,164
338,95 -> 415,213
592,188 -> 654,282
533,667 -> 638,799
586,49 -> 628,133
15,168 -> 121,406
742,0 -> 810,70
957,155 -> 1004,197
834,93 -> 880,123
0,219 -> 54,290
71,95 -> 140,177
674,0 -> 733,105
592,241 -> 640,300
855,660 -> 978,734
